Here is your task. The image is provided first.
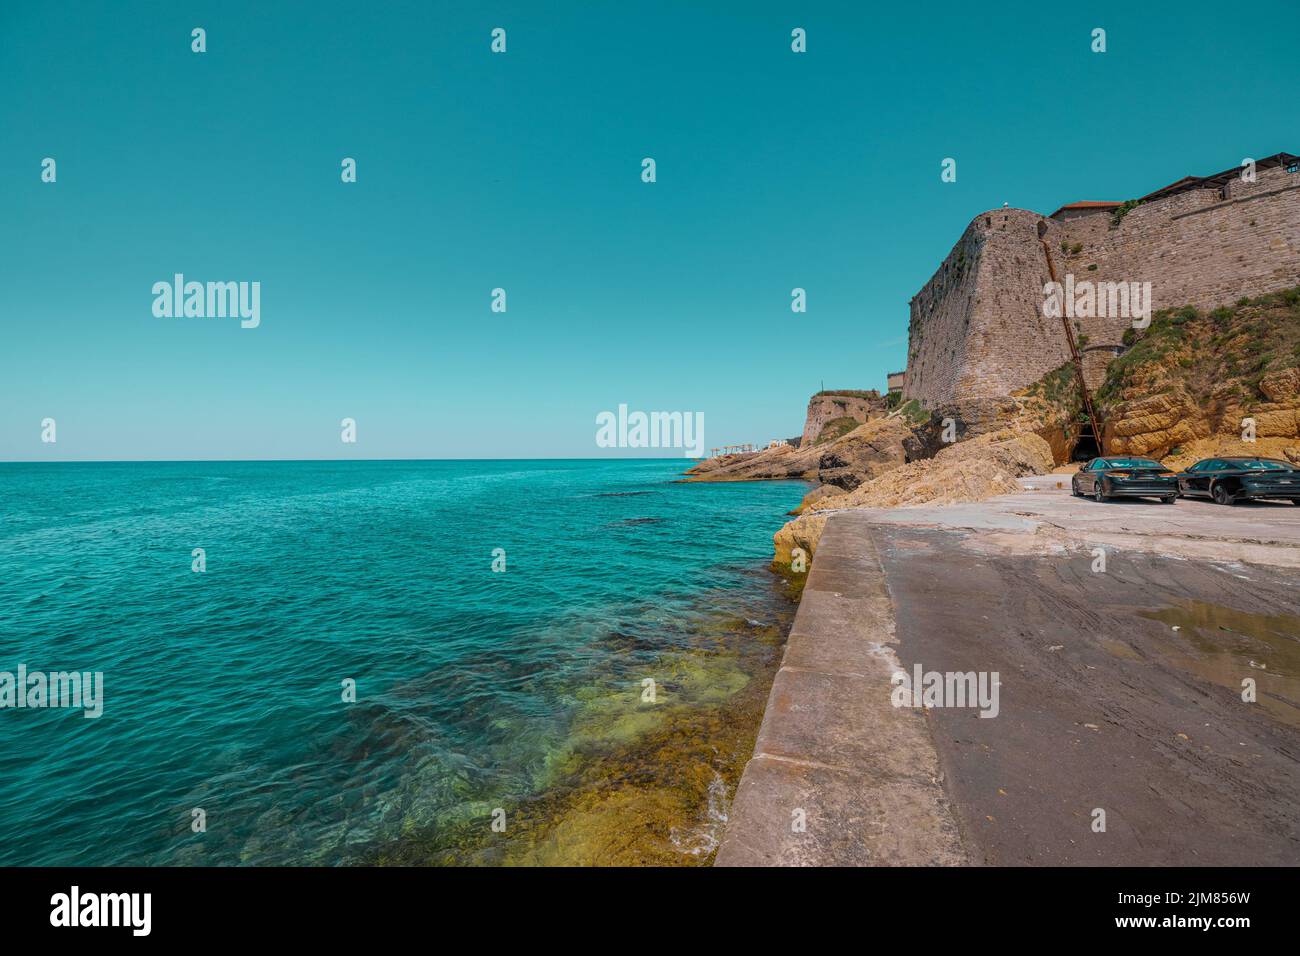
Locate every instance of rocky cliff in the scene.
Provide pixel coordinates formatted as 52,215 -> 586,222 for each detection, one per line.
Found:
1096,287 -> 1300,468
685,388 -> 897,485
773,432 -> 1054,567
998,284 -> 1300,469
685,386 -> 1058,569
799,390 -> 888,446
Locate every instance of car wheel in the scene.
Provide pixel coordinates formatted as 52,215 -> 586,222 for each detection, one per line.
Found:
1094,483 -> 1106,503
1211,483 -> 1235,506
1071,481 -> 1082,497
1162,496 -> 1176,504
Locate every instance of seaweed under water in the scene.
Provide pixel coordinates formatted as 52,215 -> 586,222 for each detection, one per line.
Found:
369,597 -> 795,867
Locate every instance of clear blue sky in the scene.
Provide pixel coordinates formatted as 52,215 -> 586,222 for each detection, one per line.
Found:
2,1 -> 1295,460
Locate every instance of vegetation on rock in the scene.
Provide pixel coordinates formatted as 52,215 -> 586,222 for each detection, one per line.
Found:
1109,198 -> 1145,226
813,416 -> 862,446
895,398 -> 930,426
1095,286 -> 1300,465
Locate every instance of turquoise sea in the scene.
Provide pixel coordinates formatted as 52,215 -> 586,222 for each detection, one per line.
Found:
0,460 -> 806,866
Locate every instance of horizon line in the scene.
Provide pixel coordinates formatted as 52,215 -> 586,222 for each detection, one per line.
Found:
0,455 -> 709,465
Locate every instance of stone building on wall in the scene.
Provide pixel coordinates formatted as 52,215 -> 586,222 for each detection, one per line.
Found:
900,152 -> 1300,407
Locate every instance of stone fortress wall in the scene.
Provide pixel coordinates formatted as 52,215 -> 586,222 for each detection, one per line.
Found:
903,156 -> 1300,406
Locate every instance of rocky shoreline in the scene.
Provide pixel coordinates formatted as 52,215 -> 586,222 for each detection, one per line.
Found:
686,399 -> 1058,567
686,288 -> 1300,571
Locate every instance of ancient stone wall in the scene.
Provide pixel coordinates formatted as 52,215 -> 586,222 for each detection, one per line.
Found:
904,164 -> 1300,405
905,209 -> 1066,404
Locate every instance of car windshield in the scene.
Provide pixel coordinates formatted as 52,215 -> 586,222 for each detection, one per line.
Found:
1230,459 -> 1290,471
1102,458 -> 1162,469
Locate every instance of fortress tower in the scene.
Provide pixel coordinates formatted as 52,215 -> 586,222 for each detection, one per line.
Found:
902,153 -> 1300,406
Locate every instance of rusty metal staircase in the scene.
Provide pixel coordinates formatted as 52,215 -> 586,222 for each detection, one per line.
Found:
1040,239 -> 1104,456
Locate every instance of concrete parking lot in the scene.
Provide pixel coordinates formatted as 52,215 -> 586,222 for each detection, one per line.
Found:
719,486 -> 1300,866
864,485 -> 1300,568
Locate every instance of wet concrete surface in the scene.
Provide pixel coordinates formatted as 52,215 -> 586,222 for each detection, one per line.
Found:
720,489 -> 1300,866
872,520 -> 1300,865
716,516 -> 966,866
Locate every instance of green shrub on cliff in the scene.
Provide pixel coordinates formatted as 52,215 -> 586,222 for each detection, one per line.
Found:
813,416 -> 861,445
1025,362 -> 1083,420
1110,198 -> 1145,226
894,399 -> 929,426
1097,284 -> 1300,409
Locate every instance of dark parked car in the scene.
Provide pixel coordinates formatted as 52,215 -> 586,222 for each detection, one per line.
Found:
1072,456 -> 1179,503
1177,457 -> 1300,505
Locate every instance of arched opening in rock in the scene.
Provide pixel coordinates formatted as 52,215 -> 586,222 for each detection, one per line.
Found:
1070,423 -> 1100,461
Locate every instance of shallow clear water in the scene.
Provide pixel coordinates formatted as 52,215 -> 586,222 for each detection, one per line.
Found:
0,459 -> 805,865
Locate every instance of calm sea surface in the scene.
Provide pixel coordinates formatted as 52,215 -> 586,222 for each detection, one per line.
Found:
0,459 -> 805,865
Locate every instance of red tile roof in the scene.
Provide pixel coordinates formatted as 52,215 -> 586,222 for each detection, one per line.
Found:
1048,200 -> 1123,219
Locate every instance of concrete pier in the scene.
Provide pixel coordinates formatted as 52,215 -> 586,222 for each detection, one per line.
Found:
715,514 -> 967,866
718,492 -> 1300,866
